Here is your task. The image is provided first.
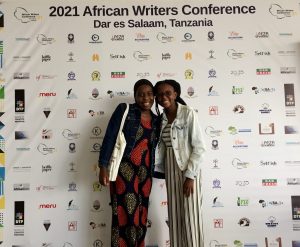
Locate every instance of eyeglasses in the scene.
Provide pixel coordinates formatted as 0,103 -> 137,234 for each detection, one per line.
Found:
156,90 -> 174,98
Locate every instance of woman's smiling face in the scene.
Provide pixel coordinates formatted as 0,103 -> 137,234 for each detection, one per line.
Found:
156,83 -> 177,109
135,84 -> 154,111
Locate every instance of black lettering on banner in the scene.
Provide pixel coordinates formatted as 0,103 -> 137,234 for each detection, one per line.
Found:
49,6 -> 79,17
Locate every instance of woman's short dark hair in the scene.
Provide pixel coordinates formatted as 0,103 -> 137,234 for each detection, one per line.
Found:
134,79 -> 154,96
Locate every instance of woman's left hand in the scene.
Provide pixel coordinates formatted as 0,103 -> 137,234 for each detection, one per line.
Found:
183,178 -> 194,197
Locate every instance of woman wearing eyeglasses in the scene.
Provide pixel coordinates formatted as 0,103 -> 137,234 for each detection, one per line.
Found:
154,79 -> 206,247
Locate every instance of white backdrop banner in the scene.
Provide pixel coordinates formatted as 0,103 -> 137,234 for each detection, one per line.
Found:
1,0 -> 300,247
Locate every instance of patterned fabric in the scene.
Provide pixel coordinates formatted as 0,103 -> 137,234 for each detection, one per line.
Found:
110,118 -> 153,247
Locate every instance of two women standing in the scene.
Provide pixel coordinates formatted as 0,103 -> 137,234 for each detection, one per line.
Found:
99,79 -> 205,247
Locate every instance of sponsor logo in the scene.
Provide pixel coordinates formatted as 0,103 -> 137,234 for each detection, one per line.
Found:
259,123 -> 275,135
39,203 -> 57,209
208,86 -> 219,96
134,33 -> 150,42
43,220 -> 51,231
269,4 -> 295,19
237,197 -> 249,206
36,34 -> 55,45
262,179 -> 277,186
265,216 -> 278,227
36,74 -> 57,81
15,131 -> 28,140
91,70 -> 101,81
209,240 -> 228,247
209,106 -> 218,115
62,129 -> 80,140
287,178 -> 300,185
255,32 -> 269,38
110,54 -> 126,60
261,140 -> 276,147
230,70 -> 244,76
42,165 -> 52,172
37,143 -> 55,155
281,67 -> 296,74
232,158 -> 250,169
156,32 -> 174,43
213,219 -> 223,228
13,55 -> 31,61
66,71 -> 76,81
67,109 -> 77,118
233,139 -> 248,149
212,197 -> 224,207
285,126 -> 298,134
111,72 -> 125,78
14,7 -> 42,23
186,86 -> 197,98
68,182 -> 77,191
156,72 -> 176,78
67,33 -> 75,43
185,52 -> 192,60
227,49 -> 245,59
255,50 -> 271,56
256,68 -> 271,75
89,109 -> 105,117
67,52 -> 76,62
260,160 -> 277,166
228,31 -> 243,40
89,34 -> 103,44
208,31 -> 215,41
211,159 -> 220,169
66,88 -> 78,99
162,53 -> 171,60
182,32 -> 195,42
185,69 -> 194,79
14,201 -> 25,225
211,140 -> 219,150
233,105 -> 245,114
236,181 -> 249,186
208,69 -> 216,78
133,51 -> 151,61
212,179 -> 221,189
259,199 -> 283,207
228,126 -> 251,135
232,86 -> 243,95
111,34 -> 124,41
238,217 -> 250,226
14,72 -> 30,79
13,183 -> 30,191
42,55 -> 51,62
68,221 -> 77,231
36,185 -> 56,191
42,129 -> 52,139
67,200 -> 79,210
208,50 -> 216,59
259,103 -> 272,114
205,126 -> 222,138
278,50 -> 296,56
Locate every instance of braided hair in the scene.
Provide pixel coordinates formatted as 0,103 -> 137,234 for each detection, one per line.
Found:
154,79 -> 187,115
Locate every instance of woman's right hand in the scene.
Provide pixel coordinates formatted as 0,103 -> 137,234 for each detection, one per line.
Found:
99,167 -> 109,186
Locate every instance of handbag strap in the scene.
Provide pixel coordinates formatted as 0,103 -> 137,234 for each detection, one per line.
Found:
118,103 -> 129,134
